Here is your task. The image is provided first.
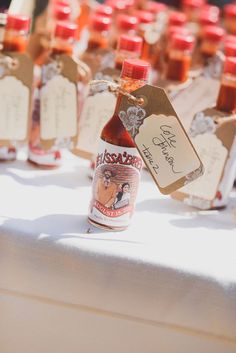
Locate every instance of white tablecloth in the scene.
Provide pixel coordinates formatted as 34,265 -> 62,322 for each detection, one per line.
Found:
1,151 -> 236,353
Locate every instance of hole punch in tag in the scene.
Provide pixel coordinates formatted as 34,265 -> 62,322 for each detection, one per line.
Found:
118,84 -> 204,194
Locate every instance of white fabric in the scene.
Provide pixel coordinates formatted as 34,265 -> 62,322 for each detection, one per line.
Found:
0,151 -> 236,353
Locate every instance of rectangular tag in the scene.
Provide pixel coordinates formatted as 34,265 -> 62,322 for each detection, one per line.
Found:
0,53 -> 33,145
172,108 -> 236,208
73,67 -> 119,160
172,76 -> 220,131
40,54 -> 78,149
118,84 -> 204,195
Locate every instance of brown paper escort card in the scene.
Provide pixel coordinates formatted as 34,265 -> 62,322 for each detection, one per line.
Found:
118,84 -> 204,195
0,53 -> 33,146
73,67 -> 119,160
172,108 -> 236,209
172,76 -> 220,131
40,54 -> 78,150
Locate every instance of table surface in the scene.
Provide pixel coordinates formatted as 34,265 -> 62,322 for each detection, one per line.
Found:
1,150 -> 236,348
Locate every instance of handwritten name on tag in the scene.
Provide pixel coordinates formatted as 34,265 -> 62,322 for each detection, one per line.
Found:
0,53 -> 33,143
118,85 -> 204,194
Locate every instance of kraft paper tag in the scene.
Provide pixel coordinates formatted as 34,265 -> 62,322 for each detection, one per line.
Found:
172,108 -> 236,208
40,54 -> 78,149
73,68 -> 119,160
172,76 -> 220,131
0,53 -> 33,145
118,84 -> 204,194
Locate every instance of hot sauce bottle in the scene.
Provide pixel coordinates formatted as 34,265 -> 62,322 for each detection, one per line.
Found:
95,4 -> 113,18
182,0 -> 205,22
88,59 -> 150,231
168,11 -> 187,28
224,42 -> 236,58
166,33 -> 195,82
216,57 -> 236,113
115,34 -> 143,71
28,22 -> 77,168
224,4 -> 236,35
0,14 -> 30,161
200,25 -> 224,61
111,14 -> 138,49
87,15 -> 111,51
136,10 -> 155,61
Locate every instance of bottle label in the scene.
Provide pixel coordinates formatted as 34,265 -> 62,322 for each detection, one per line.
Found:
89,140 -> 143,229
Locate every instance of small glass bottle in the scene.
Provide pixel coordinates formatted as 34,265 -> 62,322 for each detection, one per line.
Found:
145,1 -> 167,21
224,4 -> 236,35
136,10 -> 155,61
88,59 -> 150,231
216,57 -> 236,113
182,0 -> 205,22
87,15 -> 111,51
165,25 -> 191,62
200,25 -> 224,61
28,22 -> 77,168
112,14 -> 138,48
168,11 -> 187,28
224,42 -> 236,58
95,4 -> 113,18
166,33 -> 195,82
115,34 -> 143,70
0,14 -> 30,161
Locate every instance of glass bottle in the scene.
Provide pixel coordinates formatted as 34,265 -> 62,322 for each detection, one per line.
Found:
115,34 -> 143,71
166,33 -> 195,82
224,42 -> 236,58
88,59 -> 150,231
28,21 -> 77,168
95,4 -> 113,18
165,25 -> 191,62
87,15 -> 111,51
168,11 -> 187,28
111,14 -> 138,49
224,4 -> 236,35
136,10 -> 157,63
145,1 -> 167,21
200,25 -> 224,61
0,14 -> 30,161
182,0 -> 205,22
216,57 -> 236,113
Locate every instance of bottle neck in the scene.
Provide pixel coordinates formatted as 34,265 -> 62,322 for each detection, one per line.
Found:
114,76 -> 146,114
216,72 -> 236,113
115,50 -> 140,70
3,29 -> 28,53
51,36 -> 74,56
87,30 -> 109,50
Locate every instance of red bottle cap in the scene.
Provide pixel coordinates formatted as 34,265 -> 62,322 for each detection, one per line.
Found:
136,10 -> 154,24
6,14 -> 30,32
146,1 -> 167,14
106,0 -> 127,12
182,0 -> 205,9
168,25 -> 191,39
118,34 -> 143,53
202,25 -> 224,42
224,3 -> 236,18
117,14 -> 138,31
225,42 -> 236,57
54,5 -> 71,21
95,4 -> 113,17
171,33 -> 195,51
169,11 -> 187,27
121,58 -> 150,80
202,5 -> 220,17
224,57 -> 236,76
55,21 -> 77,39
91,15 -> 111,31
199,10 -> 219,26
225,35 -> 236,44
52,0 -> 70,5
125,0 -> 135,9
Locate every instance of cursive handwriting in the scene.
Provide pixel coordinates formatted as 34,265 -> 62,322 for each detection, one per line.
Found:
142,144 -> 159,174
152,125 -> 182,174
